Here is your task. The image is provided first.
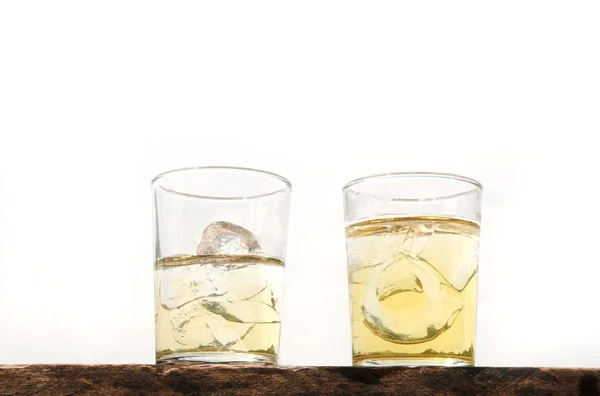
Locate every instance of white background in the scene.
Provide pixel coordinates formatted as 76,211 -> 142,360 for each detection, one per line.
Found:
1,1 -> 599,367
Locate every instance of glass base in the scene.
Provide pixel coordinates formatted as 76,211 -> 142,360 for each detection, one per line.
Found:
157,351 -> 277,365
353,356 -> 473,367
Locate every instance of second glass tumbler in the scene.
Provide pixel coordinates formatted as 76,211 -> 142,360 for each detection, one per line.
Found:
153,166 -> 291,365
344,172 -> 482,367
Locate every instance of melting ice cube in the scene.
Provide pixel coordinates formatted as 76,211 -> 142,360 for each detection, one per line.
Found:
197,221 -> 262,255
159,264 -> 227,309
362,253 -> 463,344
170,300 -> 254,348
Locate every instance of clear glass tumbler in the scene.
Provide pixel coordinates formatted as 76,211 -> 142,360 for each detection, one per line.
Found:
153,166 -> 291,365
343,172 -> 482,367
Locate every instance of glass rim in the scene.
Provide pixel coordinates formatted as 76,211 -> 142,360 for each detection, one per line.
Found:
151,166 -> 292,200
343,171 -> 482,192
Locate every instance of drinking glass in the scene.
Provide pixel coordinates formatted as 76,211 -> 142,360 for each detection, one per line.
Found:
343,172 -> 482,366
153,166 -> 291,365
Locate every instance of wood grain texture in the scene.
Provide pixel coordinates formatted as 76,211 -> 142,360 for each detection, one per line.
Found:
1,365 -> 599,396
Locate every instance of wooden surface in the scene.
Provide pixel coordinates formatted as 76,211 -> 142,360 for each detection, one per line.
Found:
0,364 -> 599,395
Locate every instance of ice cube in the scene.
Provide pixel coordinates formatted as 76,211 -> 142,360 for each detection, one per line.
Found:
170,300 -> 254,348
416,227 -> 480,292
215,264 -> 282,321
362,253 -> 463,344
190,264 -> 227,298
400,223 -> 435,258
228,265 -> 282,312
223,265 -> 270,301
159,264 -> 227,309
205,314 -> 254,348
159,266 -> 197,310
170,301 -> 215,347
202,299 -> 279,324
197,221 -> 261,255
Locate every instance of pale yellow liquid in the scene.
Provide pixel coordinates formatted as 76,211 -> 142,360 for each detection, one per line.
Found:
346,217 -> 479,366
155,255 -> 284,364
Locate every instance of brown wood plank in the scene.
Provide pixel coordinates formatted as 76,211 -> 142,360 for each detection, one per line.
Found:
0,364 -> 598,395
